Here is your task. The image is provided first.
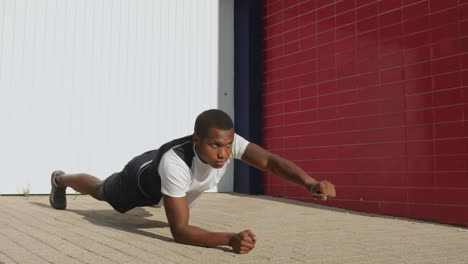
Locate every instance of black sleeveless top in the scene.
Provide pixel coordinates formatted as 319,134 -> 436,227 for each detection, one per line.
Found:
139,135 -> 195,202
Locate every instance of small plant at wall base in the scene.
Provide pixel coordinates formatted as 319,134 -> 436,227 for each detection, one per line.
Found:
22,184 -> 31,198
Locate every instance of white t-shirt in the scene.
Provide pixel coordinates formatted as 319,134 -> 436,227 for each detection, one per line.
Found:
157,133 -> 250,208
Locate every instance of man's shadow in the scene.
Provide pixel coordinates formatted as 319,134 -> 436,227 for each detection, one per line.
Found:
30,201 -> 173,242
30,201 -> 232,253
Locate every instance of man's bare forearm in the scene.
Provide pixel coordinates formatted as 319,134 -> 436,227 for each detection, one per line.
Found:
172,225 -> 235,247
266,154 -> 317,189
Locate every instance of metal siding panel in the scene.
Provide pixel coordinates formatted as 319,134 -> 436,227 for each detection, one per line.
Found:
209,0 -> 234,192
0,0 -> 232,194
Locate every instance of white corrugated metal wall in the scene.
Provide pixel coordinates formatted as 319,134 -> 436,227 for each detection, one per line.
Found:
0,0 -> 234,194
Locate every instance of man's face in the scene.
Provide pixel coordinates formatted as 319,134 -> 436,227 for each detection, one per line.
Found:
194,127 -> 235,168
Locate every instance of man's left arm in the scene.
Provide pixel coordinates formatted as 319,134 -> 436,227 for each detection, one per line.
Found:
241,143 -> 336,200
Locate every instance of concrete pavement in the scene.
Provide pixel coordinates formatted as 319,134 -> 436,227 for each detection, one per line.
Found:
0,193 -> 467,264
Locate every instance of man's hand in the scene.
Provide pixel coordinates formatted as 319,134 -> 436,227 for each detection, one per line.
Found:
309,180 -> 336,200
228,230 -> 257,254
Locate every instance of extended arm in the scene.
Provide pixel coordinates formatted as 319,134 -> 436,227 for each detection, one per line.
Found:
241,143 -> 336,200
163,195 -> 256,254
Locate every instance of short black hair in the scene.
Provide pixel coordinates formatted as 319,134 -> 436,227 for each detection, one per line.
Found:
194,109 -> 234,139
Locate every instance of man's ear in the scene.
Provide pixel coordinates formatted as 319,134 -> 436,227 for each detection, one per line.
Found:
193,133 -> 200,145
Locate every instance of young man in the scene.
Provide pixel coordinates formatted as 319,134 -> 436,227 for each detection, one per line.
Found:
50,109 -> 336,254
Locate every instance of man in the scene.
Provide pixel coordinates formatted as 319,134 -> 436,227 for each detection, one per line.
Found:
50,109 -> 336,254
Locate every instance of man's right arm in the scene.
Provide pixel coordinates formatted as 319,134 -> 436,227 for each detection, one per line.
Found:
163,194 -> 256,254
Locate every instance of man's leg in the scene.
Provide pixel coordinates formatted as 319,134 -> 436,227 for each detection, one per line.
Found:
50,170 -> 105,210
56,172 -> 104,200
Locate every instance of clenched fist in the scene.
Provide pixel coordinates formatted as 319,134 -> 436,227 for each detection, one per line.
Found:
228,229 -> 257,254
309,180 -> 336,200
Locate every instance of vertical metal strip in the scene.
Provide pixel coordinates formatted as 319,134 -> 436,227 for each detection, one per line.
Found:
233,0 -> 263,194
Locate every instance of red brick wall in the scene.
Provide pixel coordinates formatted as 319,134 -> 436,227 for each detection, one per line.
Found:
262,0 -> 468,227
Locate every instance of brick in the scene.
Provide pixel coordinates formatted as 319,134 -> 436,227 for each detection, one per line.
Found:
383,157 -> 408,171
430,7 -> 458,27
284,5 -> 299,20
432,72 -> 463,91
284,100 -> 301,113
316,30 -> 335,45
407,172 -> 436,187
407,156 -> 435,171
403,1 -> 428,20
284,41 -> 300,54
356,3 -> 379,20
434,105 -> 464,122
284,17 -> 300,30
317,80 -> 337,95
405,93 -> 433,110
356,56 -> 378,73
334,37 -> 355,53
336,23 -> 356,39
264,46 -> 284,61
435,155 -> 468,171
317,4 -> 335,20
363,187 -> 408,203
438,205 -> 468,222
404,77 -> 432,94
435,121 -> 468,139
336,0 -> 355,14
379,202 -> 411,218
406,124 -> 434,140
429,0 -> 458,13
380,38 -> 403,54
462,20 -> 468,36
432,39 -> 462,59
300,35 -> 317,49
379,0 -> 402,13
299,0 -> 316,13
383,126 -> 406,141
403,62 -> 430,80
461,3 -> 468,20
284,29 -> 300,43
431,56 -> 460,75
316,16 -> 334,33
379,9 -> 403,27
435,138 -> 468,155
407,140 -> 434,156
265,22 -> 285,38
268,184 -> 286,196
379,52 -> 403,70
380,24 -> 403,43
357,16 -> 379,33
316,68 -> 336,83
337,89 -> 360,105
300,85 -> 317,98
437,189 -> 468,205
264,11 -> 284,28
433,88 -> 464,107
336,10 -> 355,27
380,67 -> 403,83
409,203 -> 439,219
403,31 -> 430,49
436,172 -> 468,188
300,11 -> 317,26
431,23 -> 460,43
403,16 -> 430,34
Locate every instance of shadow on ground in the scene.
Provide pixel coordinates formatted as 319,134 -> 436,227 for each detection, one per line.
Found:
222,193 -> 468,230
30,201 -> 174,242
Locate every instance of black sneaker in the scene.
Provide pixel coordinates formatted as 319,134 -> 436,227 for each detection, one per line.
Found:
49,170 -> 67,209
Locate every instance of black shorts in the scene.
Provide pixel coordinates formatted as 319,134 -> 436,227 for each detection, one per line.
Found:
102,150 -> 161,214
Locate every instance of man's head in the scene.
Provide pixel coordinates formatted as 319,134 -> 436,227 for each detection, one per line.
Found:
193,109 -> 235,168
